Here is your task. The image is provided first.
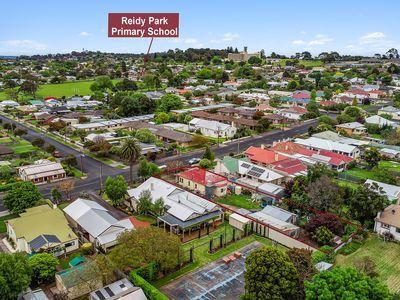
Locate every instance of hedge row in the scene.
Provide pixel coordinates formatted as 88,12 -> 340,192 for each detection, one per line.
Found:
129,271 -> 168,300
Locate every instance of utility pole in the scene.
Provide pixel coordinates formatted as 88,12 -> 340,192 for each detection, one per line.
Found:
99,163 -> 103,194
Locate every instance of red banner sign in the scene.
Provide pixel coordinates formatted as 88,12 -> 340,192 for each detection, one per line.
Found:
108,13 -> 179,38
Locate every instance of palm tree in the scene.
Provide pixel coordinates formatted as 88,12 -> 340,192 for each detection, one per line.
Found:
119,138 -> 141,185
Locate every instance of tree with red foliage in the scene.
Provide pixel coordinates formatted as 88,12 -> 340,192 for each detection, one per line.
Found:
305,213 -> 344,236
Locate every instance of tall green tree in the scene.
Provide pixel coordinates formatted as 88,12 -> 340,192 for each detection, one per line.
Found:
137,158 -> 160,179
0,253 -> 32,300
3,182 -> 42,214
51,187 -> 62,204
136,190 -> 153,215
110,227 -> 183,272
244,247 -> 299,299
287,248 -> 316,300
90,75 -> 113,92
348,182 -> 389,225
157,94 -> 183,112
104,175 -> 128,206
28,253 -> 59,284
364,147 -> 381,168
202,145 -> 215,161
305,267 -> 392,299
119,138 -> 141,185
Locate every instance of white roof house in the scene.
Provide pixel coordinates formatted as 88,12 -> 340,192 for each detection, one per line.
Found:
128,177 -> 223,230
365,179 -> 400,202
71,115 -> 154,131
236,160 -> 284,187
18,159 -> 66,183
89,278 -> 147,300
0,100 -> 19,108
249,209 -> 300,235
189,118 -> 237,138
63,199 -> 133,250
294,137 -> 360,158
365,115 -> 398,128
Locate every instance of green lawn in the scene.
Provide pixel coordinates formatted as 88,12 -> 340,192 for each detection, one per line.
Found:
334,179 -> 360,190
57,202 -> 70,210
0,214 -> 19,233
132,214 -> 158,225
58,252 -> 82,270
0,79 -> 120,100
343,167 -> 397,183
379,161 -> 400,173
216,194 -> 261,210
8,139 -> 37,153
0,137 -> 13,144
336,236 -> 400,293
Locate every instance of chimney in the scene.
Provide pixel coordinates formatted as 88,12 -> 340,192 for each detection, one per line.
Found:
260,144 -> 265,150
150,182 -> 154,191
285,144 -> 288,151
275,152 -> 279,161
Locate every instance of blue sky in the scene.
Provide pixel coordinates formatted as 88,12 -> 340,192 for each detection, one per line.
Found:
1,0 -> 399,56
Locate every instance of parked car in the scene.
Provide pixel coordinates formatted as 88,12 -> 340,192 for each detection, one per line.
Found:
188,157 -> 201,165
53,151 -> 62,158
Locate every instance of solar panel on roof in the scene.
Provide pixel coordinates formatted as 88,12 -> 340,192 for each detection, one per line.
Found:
104,287 -> 114,297
43,234 -> 61,243
29,235 -> 48,251
95,290 -> 106,300
241,162 -> 251,169
252,166 -> 265,173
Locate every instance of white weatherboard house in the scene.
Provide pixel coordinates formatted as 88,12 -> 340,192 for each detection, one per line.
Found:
374,204 -> 400,241
365,179 -> 400,203
128,177 -> 223,237
365,115 -> 398,128
63,198 -> 134,251
294,137 -> 360,158
189,118 -> 237,138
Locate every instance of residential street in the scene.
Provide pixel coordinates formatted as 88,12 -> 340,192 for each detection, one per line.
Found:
0,115 -> 317,211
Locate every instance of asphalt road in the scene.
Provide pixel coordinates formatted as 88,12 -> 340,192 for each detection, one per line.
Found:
0,115 -> 317,211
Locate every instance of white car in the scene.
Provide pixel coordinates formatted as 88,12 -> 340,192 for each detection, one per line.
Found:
188,157 -> 201,165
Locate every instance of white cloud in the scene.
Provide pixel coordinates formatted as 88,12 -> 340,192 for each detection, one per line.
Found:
346,32 -> 399,54
1,39 -> 47,51
292,40 -> 306,45
222,32 -> 240,41
209,32 -> 240,44
184,38 -> 198,44
300,31 -> 307,35
79,31 -> 90,37
308,34 -> 333,46
359,32 -> 385,45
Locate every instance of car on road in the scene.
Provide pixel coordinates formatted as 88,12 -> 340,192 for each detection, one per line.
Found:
188,157 -> 201,165
53,151 -> 62,158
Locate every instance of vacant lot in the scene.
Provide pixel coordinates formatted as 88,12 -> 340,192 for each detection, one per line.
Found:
336,236 -> 400,293
8,139 -> 37,154
216,194 -> 260,210
379,161 -> 400,173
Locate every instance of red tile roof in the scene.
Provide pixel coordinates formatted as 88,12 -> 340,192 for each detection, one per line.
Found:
292,92 -> 311,99
244,146 -> 288,165
319,101 -> 337,106
271,141 -> 316,156
271,158 -> 307,174
256,104 -> 274,111
318,150 -> 353,165
177,167 -> 227,186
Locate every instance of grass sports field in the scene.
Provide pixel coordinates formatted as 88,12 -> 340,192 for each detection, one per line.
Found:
0,79 -> 120,100
336,236 -> 400,293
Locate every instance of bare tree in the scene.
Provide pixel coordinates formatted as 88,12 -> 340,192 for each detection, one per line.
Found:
59,180 -> 75,201
305,175 -> 342,212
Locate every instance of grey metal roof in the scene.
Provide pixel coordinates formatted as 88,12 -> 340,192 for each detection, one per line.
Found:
158,210 -> 222,229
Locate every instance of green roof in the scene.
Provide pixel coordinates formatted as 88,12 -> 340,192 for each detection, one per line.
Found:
221,156 -> 250,173
7,205 -> 77,243
69,256 -> 86,267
